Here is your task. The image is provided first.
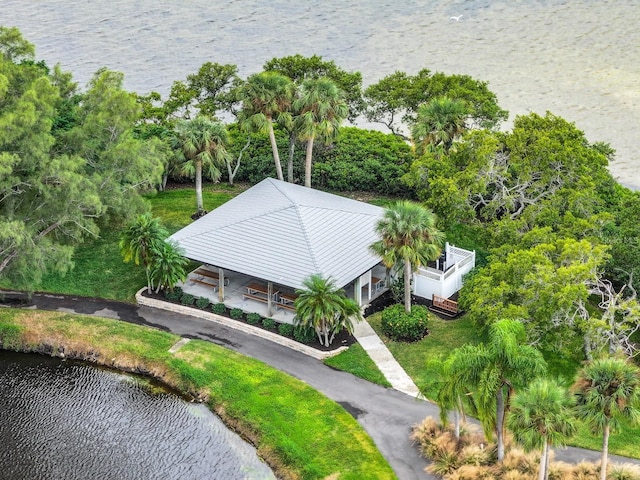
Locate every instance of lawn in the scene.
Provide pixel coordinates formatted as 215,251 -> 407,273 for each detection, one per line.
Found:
0,308 -> 396,479
35,187 -> 234,302
356,309 -> 640,459
324,343 -> 392,388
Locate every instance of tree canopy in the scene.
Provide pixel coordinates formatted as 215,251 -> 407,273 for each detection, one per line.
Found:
363,68 -> 508,137
0,28 -> 166,289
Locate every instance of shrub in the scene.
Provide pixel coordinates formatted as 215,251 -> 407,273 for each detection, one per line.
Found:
164,287 -> 183,302
608,463 -> 640,480
195,297 -> 210,309
293,324 -> 317,344
230,308 -> 244,320
180,293 -> 195,306
211,303 -> 227,315
380,304 -> 429,341
262,318 -> 276,330
278,323 -> 294,337
246,313 -> 261,325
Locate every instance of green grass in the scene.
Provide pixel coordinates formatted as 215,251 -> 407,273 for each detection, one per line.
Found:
34,186 -> 235,302
361,308 -> 640,459
0,309 -> 396,479
367,311 -> 480,401
37,230 -> 147,302
146,187 -> 235,233
324,343 -> 392,388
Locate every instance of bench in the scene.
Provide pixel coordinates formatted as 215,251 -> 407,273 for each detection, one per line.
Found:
192,277 -> 218,291
429,294 -> 459,317
243,292 -> 269,304
193,268 -> 230,285
276,301 -> 296,312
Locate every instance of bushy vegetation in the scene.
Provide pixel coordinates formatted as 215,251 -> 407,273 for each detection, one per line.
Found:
262,318 -> 276,330
229,307 -> 244,320
195,296 -> 209,309
278,323 -> 294,337
380,304 -> 429,342
179,293 -> 195,306
246,313 -> 261,325
293,325 -> 317,344
211,303 -> 227,315
411,417 -> 640,480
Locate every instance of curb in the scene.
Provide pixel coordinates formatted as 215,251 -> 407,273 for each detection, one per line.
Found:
135,289 -> 348,361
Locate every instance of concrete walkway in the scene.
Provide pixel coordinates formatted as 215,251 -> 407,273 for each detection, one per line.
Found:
352,320 -> 422,398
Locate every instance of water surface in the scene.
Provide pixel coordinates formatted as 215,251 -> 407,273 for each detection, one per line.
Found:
0,351 -> 275,480
3,0 -> 639,188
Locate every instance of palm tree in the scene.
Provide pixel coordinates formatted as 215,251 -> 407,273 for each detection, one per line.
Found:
423,354 -> 478,440
238,72 -> 294,182
450,319 -> 547,462
173,116 -> 230,217
293,78 -> 348,187
507,378 -> 576,480
572,357 -> 640,480
119,213 -> 168,292
150,240 -> 188,293
294,274 -> 362,347
411,96 -> 468,156
370,201 -> 444,312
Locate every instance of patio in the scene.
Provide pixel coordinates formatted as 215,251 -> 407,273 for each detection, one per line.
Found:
179,264 -> 389,325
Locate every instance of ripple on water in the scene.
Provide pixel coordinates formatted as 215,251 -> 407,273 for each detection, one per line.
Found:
0,351 -> 275,480
2,0 -> 639,188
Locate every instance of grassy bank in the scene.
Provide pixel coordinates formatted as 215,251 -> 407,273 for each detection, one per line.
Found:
0,308 -> 396,480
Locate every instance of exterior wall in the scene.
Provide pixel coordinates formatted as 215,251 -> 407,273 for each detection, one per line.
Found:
413,243 -> 475,300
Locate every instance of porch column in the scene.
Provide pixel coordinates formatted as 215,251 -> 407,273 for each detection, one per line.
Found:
267,281 -> 274,317
354,278 -> 362,306
218,267 -> 225,303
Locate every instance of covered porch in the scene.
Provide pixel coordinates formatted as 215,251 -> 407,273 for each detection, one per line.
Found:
178,263 -> 389,325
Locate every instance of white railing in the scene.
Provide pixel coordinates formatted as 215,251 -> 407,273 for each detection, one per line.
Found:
413,243 -> 476,300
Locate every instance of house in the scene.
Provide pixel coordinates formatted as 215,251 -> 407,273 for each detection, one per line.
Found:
169,178 -> 387,317
169,178 -> 475,319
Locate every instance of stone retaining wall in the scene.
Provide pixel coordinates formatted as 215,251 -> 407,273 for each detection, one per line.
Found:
136,289 -> 347,360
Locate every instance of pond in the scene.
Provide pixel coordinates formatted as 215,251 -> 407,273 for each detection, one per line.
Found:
0,351 -> 275,480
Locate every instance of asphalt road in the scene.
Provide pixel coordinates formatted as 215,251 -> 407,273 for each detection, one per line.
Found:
22,293 -> 640,479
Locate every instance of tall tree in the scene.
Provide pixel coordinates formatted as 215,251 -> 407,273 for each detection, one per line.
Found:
237,72 -> 294,182
411,96 -> 468,156
264,54 -> 363,121
423,354 -> 478,440
370,201 -> 444,312
60,68 -> 166,226
0,29 -> 102,288
450,319 -> 547,461
294,274 -> 362,347
119,213 -> 168,292
294,78 -> 348,187
507,378 -> 576,480
173,115 -> 230,217
364,68 -> 507,137
159,62 -> 242,121
264,54 -> 362,183
572,357 -> 640,480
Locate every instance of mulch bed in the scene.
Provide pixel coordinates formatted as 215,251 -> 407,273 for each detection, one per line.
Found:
142,289 -> 356,352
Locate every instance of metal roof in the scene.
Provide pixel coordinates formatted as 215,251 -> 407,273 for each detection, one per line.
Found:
169,178 -> 384,289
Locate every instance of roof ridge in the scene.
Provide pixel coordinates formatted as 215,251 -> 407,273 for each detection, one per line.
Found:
270,180 -> 322,273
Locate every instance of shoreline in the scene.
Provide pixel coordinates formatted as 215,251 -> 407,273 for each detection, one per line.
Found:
0,308 -> 396,480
